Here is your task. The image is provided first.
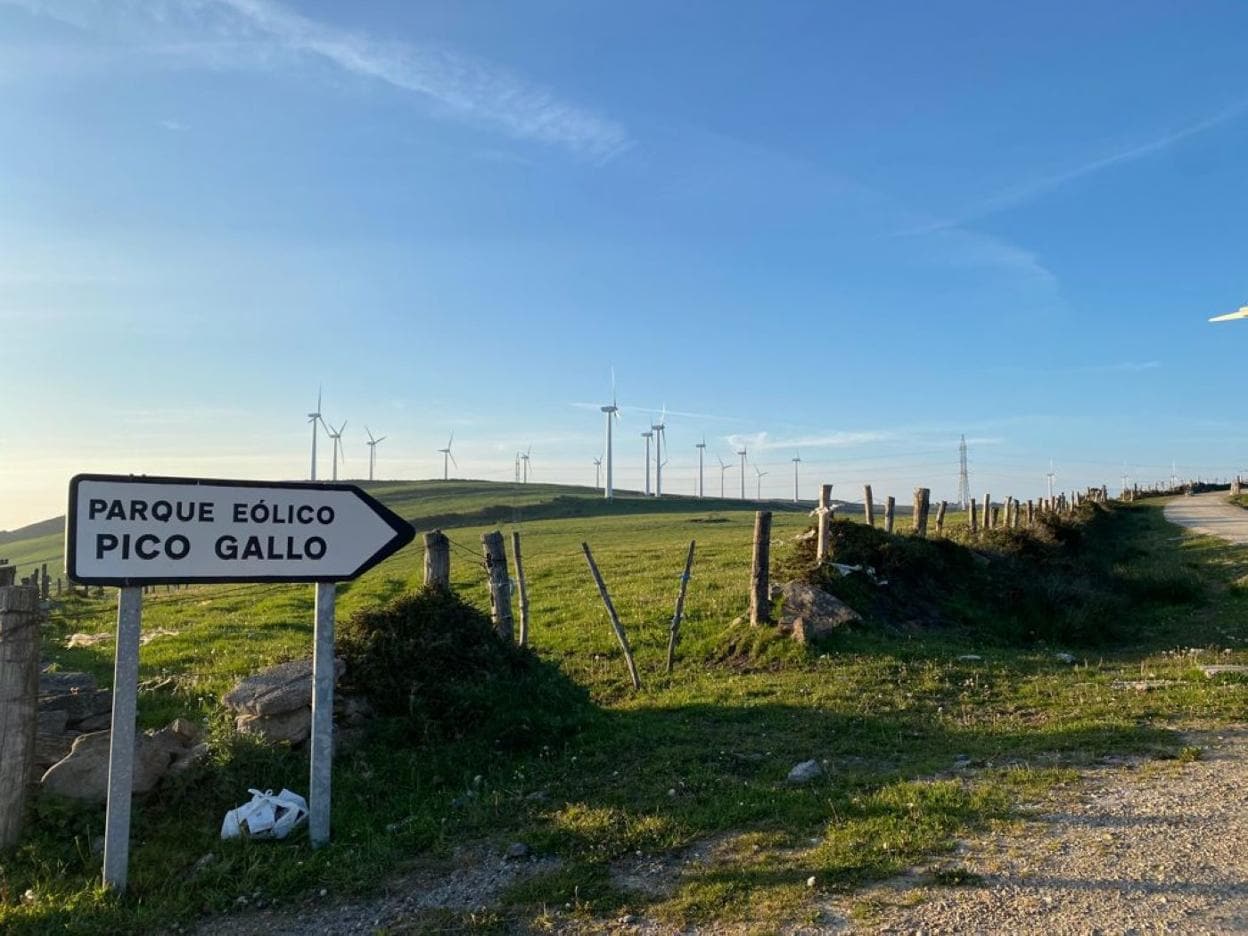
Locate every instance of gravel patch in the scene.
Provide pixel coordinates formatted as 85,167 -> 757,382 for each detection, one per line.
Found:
835,727 -> 1248,934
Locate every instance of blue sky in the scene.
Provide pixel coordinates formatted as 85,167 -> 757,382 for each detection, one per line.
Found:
4,0 -> 1248,529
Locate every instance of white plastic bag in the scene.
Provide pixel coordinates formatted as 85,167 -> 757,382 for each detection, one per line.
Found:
221,788 -> 308,840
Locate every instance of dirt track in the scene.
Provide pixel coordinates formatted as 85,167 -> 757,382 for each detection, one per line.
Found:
1165,491 -> 1248,543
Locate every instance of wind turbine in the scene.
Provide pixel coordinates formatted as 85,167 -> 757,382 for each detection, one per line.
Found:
651,407 -> 667,497
791,450 -> 802,503
520,444 -> 532,483
599,370 -> 620,501
738,446 -> 748,499
754,464 -> 768,501
1046,459 -> 1056,502
437,431 -> 457,481
717,455 -> 732,498
593,456 -> 602,489
1210,305 -> 1248,323
307,388 -> 323,481
695,437 -> 706,498
642,431 -> 654,496
365,426 -> 386,482
326,419 -> 347,482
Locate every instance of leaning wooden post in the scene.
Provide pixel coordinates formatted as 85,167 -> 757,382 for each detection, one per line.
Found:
968,497 -> 979,535
912,487 -> 930,536
481,531 -> 514,642
863,484 -> 875,527
40,564 -> 49,600
884,496 -> 896,533
816,484 -> 833,563
511,531 -> 530,648
0,585 -> 40,850
423,530 -> 450,590
581,543 -> 641,690
935,500 -> 947,535
665,540 -> 696,675
749,511 -> 773,625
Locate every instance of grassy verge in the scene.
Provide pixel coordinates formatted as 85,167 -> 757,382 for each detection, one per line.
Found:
4,499 -> 1248,933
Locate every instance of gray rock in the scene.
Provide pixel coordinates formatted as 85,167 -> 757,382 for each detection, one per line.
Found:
504,842 -> 531,860
74,712 -> 113,732
775,582 -> 861,644
235,707 -> 313,745
38,688 -> 113,725
1054,652 -> 1077,664
39,669 -> 99,695
40,720 -> 200,803
1200,665 -> 1248,678
787,759 -> 824,784
222,658 -> 345,716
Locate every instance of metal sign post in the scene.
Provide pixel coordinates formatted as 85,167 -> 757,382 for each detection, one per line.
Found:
65,474 -> 414,890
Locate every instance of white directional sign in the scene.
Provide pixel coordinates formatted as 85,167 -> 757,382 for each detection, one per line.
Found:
67,474 -> 414,585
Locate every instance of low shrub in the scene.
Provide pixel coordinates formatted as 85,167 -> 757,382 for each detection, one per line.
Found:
338,586 -> 592,751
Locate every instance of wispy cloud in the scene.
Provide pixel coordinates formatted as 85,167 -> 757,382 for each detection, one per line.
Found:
8,0 -> 630,159
726,430 -> 896,452
903,99 -> 1248,235
160,119 -> 189,132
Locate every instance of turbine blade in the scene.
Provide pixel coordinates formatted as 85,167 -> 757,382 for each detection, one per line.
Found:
449,452 -> 459,469
1210,307 -> 1248,322
448,429 -> 454,449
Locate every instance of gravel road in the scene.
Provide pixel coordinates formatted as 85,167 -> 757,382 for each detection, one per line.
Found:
837,730 -> 1248,935
1165,491 -> 1248,543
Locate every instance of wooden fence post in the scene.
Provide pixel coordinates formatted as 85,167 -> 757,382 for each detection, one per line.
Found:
983,494 -> 992,530
666,541 -> 696,674
935,500 -> 947,535
884,496 -> 896,533
0,564 -> 14,588
1026,500 -> 1035,525
581,543 -> 641,690
511,531 -> 530,648
912,487 -> 931,536
423,531 -> 450,590
816,484 -> 833,563
749,511 -> 773,625
40,565 -> 48,600
863,484 -> 875,528
0,585 -> 39,850
968,498 -> 978,535
481,531 -> 514,642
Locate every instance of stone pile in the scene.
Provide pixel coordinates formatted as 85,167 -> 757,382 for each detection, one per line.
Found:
37,665 -> 207,802
222,658 -> 346,745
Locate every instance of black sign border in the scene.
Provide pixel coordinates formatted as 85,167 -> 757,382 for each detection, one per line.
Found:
66,473 -> 416,586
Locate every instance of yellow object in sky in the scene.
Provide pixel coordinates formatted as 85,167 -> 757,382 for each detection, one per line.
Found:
1210,306 -> 1248,323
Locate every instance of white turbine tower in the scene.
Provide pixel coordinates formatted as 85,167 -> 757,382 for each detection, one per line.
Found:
365,426 -> 386,482
599,371 -> 620,501
520,444 -> 532,483
642,431 -> 654,496
325,419 -> 347,482
717,455 -> 732,498
1046,459 -> 1056,502
651,407 -> 667,497
593,456 -> 602,489
695,437 -> 706,498
307,388 -> 323,481
437,431 -> 457,481
754,464 -> 768,501
791,450 -> 802,503
738,446 -> 748,499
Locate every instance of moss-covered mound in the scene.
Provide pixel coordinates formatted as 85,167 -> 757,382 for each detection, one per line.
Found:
338,587 -> 592,751
782,504 -> 1203,646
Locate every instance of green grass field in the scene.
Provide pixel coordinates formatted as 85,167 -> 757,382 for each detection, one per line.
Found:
3,483 -> 1247,934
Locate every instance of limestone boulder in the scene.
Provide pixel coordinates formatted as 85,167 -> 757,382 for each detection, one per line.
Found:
40,719 -> 203,803
774,581 -> 861,644
222,658 -> 345,716
235,708 -> 313,745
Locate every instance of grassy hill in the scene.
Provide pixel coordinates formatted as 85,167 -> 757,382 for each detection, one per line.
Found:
7,485 -> 1238,934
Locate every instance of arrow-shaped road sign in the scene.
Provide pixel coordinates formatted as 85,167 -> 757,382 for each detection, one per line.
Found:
67,474 -> 414,586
